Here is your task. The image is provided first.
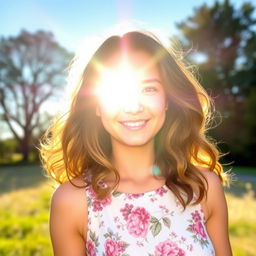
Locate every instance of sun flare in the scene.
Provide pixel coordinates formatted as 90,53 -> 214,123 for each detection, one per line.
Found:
94,59 -> 146,110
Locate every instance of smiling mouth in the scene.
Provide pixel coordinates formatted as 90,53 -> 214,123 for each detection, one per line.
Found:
120,120 -> 148,130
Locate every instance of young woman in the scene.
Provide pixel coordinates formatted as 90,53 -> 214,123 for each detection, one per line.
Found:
40,31 -> 232,255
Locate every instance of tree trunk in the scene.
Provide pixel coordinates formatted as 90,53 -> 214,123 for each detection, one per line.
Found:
20,134 -> 31,162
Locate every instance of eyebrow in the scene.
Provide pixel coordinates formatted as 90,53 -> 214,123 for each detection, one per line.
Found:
141,78 -> 162,85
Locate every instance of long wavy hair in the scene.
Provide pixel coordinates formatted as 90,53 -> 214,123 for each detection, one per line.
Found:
39,31 -> 228,209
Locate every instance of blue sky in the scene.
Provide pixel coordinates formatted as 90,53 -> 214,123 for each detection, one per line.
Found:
1,0 -> 253,52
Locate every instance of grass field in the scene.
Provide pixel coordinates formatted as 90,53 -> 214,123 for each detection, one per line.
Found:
224,166 -> 256,256
0,165 -> 255,255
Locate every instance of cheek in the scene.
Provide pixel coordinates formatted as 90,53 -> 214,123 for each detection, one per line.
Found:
106,105 -> 120,117
97,109 -> 112,134
96,104 -> 118,131
146,95 -> 167,114
97,98 -> 121,117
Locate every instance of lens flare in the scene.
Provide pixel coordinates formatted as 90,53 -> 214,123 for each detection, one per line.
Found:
94,59 -> 144,111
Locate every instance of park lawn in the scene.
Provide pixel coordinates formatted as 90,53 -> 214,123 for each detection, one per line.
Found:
0,165 -> 255,255
0,183 -> 53,256
0,165 -> 54,256
225,184 -> 256,256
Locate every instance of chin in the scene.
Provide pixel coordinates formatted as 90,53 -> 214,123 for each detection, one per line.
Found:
119,138 -> 153,147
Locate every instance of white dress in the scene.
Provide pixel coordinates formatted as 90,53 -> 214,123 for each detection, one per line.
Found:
85,182 -> 215,256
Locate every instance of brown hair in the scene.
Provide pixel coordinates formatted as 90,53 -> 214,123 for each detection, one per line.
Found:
39,31 -> 228,209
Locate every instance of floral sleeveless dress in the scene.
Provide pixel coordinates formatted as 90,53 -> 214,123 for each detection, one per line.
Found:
85,182 -> 215,256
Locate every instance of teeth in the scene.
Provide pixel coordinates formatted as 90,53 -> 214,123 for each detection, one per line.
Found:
122,121 -> 146,127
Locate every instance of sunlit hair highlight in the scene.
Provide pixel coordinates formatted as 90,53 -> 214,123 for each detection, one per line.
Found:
39,30 -> 229,209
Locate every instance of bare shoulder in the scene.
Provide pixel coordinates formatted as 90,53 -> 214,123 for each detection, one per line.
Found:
51,176 -> 88,234
196,167 -> 232,255
50,177 -> 88,255
196,166 -> 226,218
51,177 -> 87,217
197,166 -> 223,192
52,176 -> 87,206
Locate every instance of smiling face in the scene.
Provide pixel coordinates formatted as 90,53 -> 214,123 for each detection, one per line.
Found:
95,50 -> 168,148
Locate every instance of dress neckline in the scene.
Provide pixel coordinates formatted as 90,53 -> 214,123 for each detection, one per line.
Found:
111,183 -> 168,195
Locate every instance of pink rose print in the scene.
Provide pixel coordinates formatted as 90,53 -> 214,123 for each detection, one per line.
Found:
155,240 -> 185,256
91,200 -> 103,211
86,240 -> 96,256
187,209 -> 210,247
159,205 -> 169,214
126,207 -> 150,237
104,238 -> 124,256
189,210 -> 207,239
117,241 -> 126,252
120,203 -> 134,221
156,186 -> 168,196
191,210 -> 201,222
171,231 -> 177,238
88,186 -> 112,211
191,221 -> 207,239
127,193 -> 144,199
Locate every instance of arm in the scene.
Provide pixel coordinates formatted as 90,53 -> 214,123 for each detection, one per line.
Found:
203,170 -> 232,256
50,179 -> 88,256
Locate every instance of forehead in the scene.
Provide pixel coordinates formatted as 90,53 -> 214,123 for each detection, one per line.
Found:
100,50 -> 160,78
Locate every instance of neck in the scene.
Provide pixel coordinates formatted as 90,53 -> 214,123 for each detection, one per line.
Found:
110,139 -> 155,181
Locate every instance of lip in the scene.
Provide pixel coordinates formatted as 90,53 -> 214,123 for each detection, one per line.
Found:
119,119 -> 149,130
120,119 -> 148,123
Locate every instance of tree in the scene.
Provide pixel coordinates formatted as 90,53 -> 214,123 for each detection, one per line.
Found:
177,0 -> 256,96
0,30 -> 72,162
176,0 -> 256,165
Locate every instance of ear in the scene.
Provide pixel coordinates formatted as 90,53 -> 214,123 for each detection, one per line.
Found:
96,105 -> 101,116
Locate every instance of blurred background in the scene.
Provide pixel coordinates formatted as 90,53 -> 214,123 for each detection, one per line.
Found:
0,0 -> 255,255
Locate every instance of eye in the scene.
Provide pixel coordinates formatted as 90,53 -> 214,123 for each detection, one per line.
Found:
143,86 -> 158,94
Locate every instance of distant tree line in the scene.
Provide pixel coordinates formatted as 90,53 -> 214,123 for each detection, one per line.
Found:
0,0 -> 255,165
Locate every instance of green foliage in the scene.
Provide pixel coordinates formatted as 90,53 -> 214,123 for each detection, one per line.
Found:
231,166 -> 256,176
177,0 -> 256,79
0,138 -> 17,162
176,0 -> 256,165
244,89 -> 256,131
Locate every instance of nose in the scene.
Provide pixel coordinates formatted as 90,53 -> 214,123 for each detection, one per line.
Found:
122,95 -> 144,114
